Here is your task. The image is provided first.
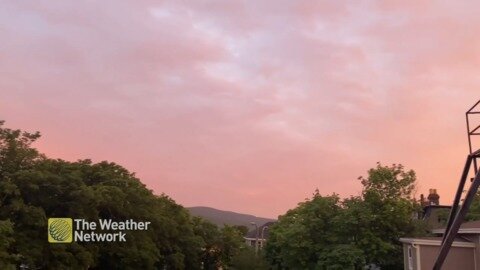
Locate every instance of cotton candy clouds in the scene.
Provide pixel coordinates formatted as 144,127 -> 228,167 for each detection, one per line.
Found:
1,1 -> 480,217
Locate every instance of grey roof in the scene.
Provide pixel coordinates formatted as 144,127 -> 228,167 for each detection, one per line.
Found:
245,221 -> 276,239
435,220 -> 480,230
459,220 -> 480,229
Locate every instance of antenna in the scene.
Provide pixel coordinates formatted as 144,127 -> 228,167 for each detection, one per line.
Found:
434,99 -> 480,269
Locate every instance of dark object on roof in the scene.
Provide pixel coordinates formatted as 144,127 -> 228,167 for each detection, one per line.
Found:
420,189 -> 441,207
245,221 -> 276,239
418,188 -> 451,229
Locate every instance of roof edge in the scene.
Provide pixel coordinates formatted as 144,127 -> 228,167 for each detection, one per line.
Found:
399,238 -> 475,248
432,228 -> 480,234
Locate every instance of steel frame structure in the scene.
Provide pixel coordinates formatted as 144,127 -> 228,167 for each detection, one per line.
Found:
433,100 -> 480,269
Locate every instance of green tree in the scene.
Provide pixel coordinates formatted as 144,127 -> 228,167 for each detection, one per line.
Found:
232,225 -> 248,236
265,192 -> 356,269
356,163 -> 426,269
230,247 -> 269,270
192,217 -> 222,269
0,219 -> 16,269
218,225 -> 244,267
466,192 -> 480,221
192,217 -> 247,269
265,164 -> 426,270
0,121 -> 236,269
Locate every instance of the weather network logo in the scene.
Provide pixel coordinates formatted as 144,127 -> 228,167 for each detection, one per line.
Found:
48,218 -> 73,243
47,217 -> 150,243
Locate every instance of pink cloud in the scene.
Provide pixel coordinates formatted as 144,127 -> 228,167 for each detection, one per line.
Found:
1,1 -> 480,218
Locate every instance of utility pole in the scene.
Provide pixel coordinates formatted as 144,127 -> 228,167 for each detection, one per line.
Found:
250,222 -> 259,255
261,226 -> 269,249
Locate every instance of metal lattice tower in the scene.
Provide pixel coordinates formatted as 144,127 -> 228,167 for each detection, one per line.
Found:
466,100 -> 480,174
433,100 -> 480,269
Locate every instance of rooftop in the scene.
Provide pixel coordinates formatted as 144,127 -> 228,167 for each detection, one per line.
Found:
245,221 -> 276,239
432,220 -> 480,234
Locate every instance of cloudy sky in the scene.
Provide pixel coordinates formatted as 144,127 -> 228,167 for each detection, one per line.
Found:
2,1 -> 480,218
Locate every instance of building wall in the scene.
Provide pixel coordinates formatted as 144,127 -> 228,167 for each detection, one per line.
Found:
464,235 -> 480,270
244,238 -> 266,249
419,245 -> 475,270
403,243 -> 475,270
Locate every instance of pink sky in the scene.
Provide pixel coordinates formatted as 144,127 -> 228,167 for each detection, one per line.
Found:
1,1 -> 480,218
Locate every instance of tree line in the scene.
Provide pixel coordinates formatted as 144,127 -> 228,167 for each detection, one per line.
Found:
265,163 -> 428,269
0,121 -> 255,269
3,120 -> 476,269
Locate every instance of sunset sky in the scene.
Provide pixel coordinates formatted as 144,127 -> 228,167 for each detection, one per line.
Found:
2,1 -> 480,218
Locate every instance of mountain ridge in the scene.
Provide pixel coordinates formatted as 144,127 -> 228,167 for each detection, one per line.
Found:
187,206 -> 276,227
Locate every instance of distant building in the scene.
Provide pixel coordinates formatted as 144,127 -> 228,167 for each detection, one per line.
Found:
244,221 -> 276,249
418,189 -> 451,229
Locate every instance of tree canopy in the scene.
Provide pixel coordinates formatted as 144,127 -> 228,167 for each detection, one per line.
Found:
0,121 -> 247,269
265,163 -> 427,270
0,121 -> 430,269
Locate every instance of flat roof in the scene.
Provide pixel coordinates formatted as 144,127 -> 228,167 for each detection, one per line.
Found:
432,220 -> 480,234
400,237 -> 475,248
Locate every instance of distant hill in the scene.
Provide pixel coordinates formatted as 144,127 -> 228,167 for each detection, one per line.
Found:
187,206 -> 276,227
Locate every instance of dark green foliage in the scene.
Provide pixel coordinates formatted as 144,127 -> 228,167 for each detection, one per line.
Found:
265,163 -> 427,270
436,208 -> 451,226
354,163 -> 426,269
192,217 -> 246,269
467,192 -> 480,221
266,193 -> 343,269
0,121 -> 244,269
232,225 -> 248,236
230,247 -> 269,270
0,219 -> 16,269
